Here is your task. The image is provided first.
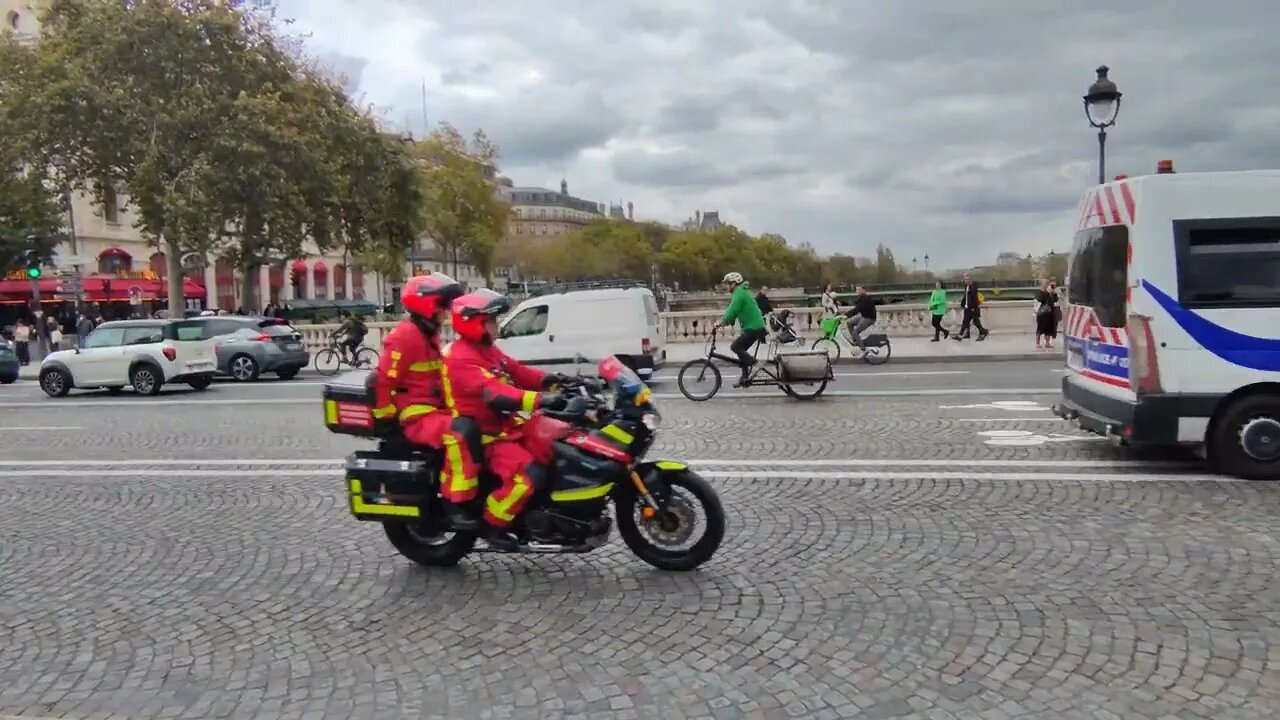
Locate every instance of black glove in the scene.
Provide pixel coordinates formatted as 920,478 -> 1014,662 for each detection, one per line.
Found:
373,417 -> 399,437
544,372 -> 572,389
537,393 -> 568,411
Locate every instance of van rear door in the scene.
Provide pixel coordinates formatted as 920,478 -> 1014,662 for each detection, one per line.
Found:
1064,224 -> 1132,396
641,292 -> 663,363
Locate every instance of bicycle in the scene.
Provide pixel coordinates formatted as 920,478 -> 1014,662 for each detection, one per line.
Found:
314,336 -> 380,376
811,316 -> 892,365
676,331 -> 832,402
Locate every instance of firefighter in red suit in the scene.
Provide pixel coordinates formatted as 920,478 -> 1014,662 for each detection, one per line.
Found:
372,273 -> 483,530
444,289 -> 570,549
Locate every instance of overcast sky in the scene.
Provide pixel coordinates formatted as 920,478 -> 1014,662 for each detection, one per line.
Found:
274,0 -> 1280,270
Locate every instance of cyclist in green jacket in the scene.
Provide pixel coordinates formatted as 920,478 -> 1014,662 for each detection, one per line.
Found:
712,271 -> 767,386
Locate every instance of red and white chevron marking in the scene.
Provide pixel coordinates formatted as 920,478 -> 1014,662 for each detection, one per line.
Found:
1064,304 -> 1127,345
1076,180 -> 1137,231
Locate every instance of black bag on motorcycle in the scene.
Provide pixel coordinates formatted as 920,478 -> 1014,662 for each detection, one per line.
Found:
322,370 -> 385,438
345,450 -> 439,521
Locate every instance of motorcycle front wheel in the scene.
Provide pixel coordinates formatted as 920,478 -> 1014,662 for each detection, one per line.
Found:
382,521 -> 476,567
617,470 -> 725,571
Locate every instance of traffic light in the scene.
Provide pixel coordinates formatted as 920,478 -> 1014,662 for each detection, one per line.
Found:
23,249 -> 41,280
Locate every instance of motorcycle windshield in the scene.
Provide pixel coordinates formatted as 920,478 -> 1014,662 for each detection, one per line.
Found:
597,356 -> 645,396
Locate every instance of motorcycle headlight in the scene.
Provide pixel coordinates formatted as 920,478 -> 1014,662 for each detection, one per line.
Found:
641,411 -> 660,430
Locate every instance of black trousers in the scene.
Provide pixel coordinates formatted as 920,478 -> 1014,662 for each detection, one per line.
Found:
930,314 -> 948,339
730,329 -> 768,368
958,308 -> 986,337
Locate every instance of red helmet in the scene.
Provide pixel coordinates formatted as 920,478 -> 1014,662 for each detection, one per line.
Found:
451,289 -> 510,343
401,273 -> 463,318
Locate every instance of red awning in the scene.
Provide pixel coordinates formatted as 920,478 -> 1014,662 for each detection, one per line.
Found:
291,259 -> 308,273
99,246 -> 132,258
0,275 -> 205,302
313,260 -> 328,273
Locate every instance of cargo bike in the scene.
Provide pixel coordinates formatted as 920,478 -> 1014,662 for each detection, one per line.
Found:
676,328 -> 834,401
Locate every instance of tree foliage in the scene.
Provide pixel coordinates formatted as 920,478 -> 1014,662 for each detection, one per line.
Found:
0,0 -> 422,312
411,123 -> 510,284
0,155 -> 67,274
509,219 -> 933,291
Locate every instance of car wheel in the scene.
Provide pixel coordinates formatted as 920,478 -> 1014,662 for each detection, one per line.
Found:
40,367 -> 72,397
229,354 -> 260,382
130,365 -> 163,396
276,368 -> 299,380
0,374 -> 16,385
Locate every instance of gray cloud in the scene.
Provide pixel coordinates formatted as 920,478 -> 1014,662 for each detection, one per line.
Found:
276,0 -> 1280,269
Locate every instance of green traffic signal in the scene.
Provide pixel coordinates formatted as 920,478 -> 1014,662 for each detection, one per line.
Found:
25,265 -> 42,279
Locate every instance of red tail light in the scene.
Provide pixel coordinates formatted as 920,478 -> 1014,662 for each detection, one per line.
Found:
252,334 -> 271,342
641,337 -> 652,355
162,347 -> 177,361
1127,314 -> 1161,394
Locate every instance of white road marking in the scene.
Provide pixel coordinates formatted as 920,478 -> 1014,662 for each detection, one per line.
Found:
955,418 -> 1065,422
652,370 -> 973,380
652,388 -> 1060,399
0,457 -> 1195,469
0,425 -> 83,431
0,469 -> 1230,482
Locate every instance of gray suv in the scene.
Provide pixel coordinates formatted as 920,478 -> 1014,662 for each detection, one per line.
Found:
191,316 -> 310,381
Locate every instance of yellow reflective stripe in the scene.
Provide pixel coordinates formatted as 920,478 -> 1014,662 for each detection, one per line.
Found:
601,424 -> 634,444
399,404 -> 437,421
440,361 -> 460,417
550,482 -> 615,502
485,475 -> 531,523
481,433 -> 505,444
348,478 -> 420,518
324,399 -> 338,424
440,435 -> 476,490
520,391 -> 538,413
371,404 -> 397,419
387,350 -> 402,379
655,461 -> 687,471
408,360 -> 442,372
390,351 -> 403,360
635,387 -> 652,405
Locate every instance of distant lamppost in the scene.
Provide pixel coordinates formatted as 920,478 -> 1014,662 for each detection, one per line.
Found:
923,254 -> 930,271
1083,65 -> 1122,184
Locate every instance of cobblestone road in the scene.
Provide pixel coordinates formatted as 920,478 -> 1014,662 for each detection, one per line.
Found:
2,384 -> 1279,719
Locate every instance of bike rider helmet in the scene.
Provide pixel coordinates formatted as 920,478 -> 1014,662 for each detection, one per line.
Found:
451,289 -> 511,344
722,271 -> 743,286
401,272 -> 464,318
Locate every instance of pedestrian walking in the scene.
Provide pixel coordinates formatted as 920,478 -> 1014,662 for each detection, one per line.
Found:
821,283 -> 841,317
928,280 -> 950,341
754,286 -> 774,316
954,273 -> 988,341
75,313 -> 94,349
1035,277 -> 1059,349
13,319 -> 31,365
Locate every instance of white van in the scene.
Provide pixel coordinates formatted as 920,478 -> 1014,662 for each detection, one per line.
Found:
1054,167 -> 1280,480
496,283 -> 666,380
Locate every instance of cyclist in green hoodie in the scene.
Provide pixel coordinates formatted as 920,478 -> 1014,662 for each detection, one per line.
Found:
712,271 -> 767,386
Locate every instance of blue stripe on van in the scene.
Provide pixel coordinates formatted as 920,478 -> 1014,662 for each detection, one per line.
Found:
1142,279 -> 1280,372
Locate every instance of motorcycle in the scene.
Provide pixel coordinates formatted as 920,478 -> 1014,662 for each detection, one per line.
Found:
321,354 -> 726,571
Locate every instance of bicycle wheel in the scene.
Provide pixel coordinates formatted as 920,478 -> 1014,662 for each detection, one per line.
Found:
863,340 -> 892,365
314,348 -> 342,376
677,359 -> 722,401
783,379 -> 828,401
811,337 -> 841,362
354,347 -> 380,369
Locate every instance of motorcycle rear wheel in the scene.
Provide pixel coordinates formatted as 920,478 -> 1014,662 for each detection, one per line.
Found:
617,470 -> 725,571
383,521 -> 476,567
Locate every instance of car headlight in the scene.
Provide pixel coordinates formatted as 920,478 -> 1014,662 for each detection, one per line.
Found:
641,411 -> 660,430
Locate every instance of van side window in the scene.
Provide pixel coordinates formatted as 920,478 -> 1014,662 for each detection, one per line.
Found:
1068,226 -> 1128,327
500,306 -> 549,338
1177,223 -> 1280,308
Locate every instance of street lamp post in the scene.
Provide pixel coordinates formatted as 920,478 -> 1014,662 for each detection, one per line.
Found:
1083,66 -> 1122,185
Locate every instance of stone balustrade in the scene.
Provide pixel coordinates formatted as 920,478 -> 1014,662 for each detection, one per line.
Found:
293,300 -> 1039,353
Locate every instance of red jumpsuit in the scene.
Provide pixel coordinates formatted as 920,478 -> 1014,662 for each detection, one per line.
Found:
443,339 -> 550,528
373,320 -> 480,503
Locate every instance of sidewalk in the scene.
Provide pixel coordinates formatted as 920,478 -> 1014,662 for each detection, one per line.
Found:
665,332 -> 1063,366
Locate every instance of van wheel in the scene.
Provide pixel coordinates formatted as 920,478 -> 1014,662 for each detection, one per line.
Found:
1209,394 -> 1280,481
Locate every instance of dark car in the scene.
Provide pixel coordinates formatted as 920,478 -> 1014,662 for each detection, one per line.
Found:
0,339 -> 18,384
186,316 -> 310,381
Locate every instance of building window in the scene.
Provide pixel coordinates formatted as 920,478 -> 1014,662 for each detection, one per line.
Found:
6,11 -> 18,30
102,186 -> 119,224
538,208 -> 546,219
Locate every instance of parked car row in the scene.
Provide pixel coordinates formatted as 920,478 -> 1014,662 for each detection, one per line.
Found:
34,315 -> 313,398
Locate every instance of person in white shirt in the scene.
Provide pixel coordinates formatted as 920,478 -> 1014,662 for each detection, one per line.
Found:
821,284 -> 841,317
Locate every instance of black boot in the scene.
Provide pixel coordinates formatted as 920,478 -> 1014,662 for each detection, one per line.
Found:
441,500 -> 478,531
484,525 -> 520,551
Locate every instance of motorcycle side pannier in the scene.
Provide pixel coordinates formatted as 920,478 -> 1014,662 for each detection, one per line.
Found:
345,451 -> 438,521
322,370 -> 382,437
774,351 -> 833,383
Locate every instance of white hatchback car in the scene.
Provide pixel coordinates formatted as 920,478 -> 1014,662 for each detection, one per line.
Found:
39,318 -> 218,397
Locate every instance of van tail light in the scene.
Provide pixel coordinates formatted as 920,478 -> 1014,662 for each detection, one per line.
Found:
252,334 -> 271,342
162,347 -> 177,362
641,337 -> 652,355
1127,314 -> 1161,394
